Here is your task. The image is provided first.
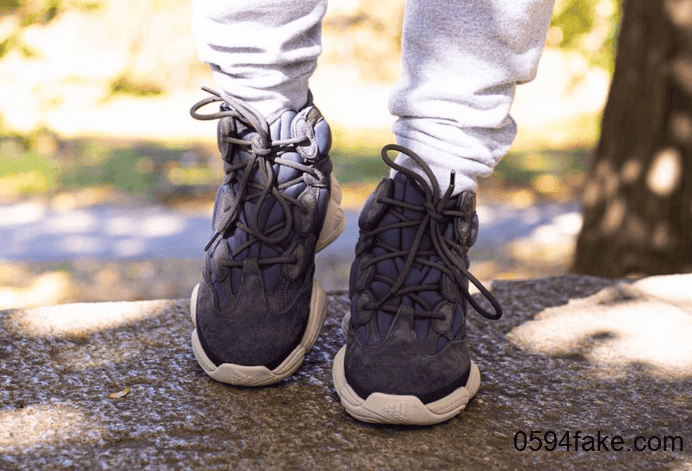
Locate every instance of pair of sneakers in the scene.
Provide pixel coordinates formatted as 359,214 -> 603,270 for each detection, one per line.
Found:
189,89 -> 502,425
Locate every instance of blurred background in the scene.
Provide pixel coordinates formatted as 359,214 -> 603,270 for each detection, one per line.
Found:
0,0 -> 619,309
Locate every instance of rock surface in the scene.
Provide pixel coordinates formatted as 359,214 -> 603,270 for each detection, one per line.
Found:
1,275 -> 691,470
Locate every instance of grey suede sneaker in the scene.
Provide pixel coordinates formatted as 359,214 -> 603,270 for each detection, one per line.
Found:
189,88 -> 344,386
332,144 -> 502,425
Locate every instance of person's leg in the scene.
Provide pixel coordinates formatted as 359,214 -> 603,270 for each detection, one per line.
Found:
333,0 -> 555,425
390,0 -> 555,194
191,0 -> 327,120
189,0 -> 345,386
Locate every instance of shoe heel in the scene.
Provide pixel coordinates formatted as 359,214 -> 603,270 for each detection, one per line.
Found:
316,173 -> 345,253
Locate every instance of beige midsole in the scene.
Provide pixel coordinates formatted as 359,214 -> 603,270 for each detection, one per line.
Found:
332,346 -> 481,425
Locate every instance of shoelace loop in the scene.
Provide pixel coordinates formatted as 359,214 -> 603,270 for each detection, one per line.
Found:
365,144 -> 502,320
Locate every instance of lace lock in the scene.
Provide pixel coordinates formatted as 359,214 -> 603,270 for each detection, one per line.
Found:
250,135 -> 271,156
292,109 -> 319,162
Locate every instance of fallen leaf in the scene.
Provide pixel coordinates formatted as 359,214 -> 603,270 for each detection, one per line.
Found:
109,386 -> 130,399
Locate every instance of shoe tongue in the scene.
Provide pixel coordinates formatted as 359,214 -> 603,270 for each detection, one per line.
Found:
393,172 -> 427,214
374,170 -> 455,293
233,110 -> 301,187
374,173 -> 456,344
392,171 -> 459,212
227,110 -> 306,293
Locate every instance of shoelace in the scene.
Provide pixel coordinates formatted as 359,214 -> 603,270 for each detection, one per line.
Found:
190,87 -> 317,265
359,144 -> 503,320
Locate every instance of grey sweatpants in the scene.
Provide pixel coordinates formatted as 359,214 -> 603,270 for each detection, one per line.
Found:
192,0 -> 555,194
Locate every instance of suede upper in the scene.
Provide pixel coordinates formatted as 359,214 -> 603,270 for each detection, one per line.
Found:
194,97 -> 334,370
344,145 -> 500,404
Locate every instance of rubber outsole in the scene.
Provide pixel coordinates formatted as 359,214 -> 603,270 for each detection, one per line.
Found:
332,346 -> 481,425
189,174 -> 345,386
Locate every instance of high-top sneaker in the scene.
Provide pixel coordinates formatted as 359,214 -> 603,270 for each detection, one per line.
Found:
332,144 -> 502,425
189,88 -> 345,386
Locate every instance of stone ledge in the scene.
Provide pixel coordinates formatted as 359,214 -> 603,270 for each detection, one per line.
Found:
1,275 -> 691,469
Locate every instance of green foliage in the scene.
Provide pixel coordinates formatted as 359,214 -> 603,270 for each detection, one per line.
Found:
550,0 -> 621,74
62,145 -> 156,195
493,148 -> 590,183
0,136 -> 211,201
0,1 -> 23,13
0,137 -> 58,195
330,147 -> 390,185
0,131 -> 594,205
109,75 -> 163,97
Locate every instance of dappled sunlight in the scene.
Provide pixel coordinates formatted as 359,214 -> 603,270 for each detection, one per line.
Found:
619,158 -> 642,184
532,174 -> 564,195
104,215 -> 138,236
0,259 -> 202,309
0,203 -> 204,260
0,271 -> 73,310
670,112 -> 692,143
45,210 -> 98,234
113,238 -> 147,257
632,273 -> 692,311
507,274 -> 692,378
581,179 -> 600,207
466,260 -> 569,296
339,183 -> 378,210
51,187 -> 115,212
646,148 -> 682,197
0,404 -> 103,453
140,214 -> 187,238
582,160 -> 618,208
518,207 -> 542,225
474,205 -> 494,226
665,0 -> 692,27
553,211 -> 584,235
104,213 -> 187,239
0,171 -> 49,199
600,197 -> 625,234
673,57 -> 692,95
510,49 -> 610,149
0,201 -> 46,227
507,211 -> 582,266
653,222 -> 673,249
507,189 -> 537,208
3,299 -> 178,338
61,235 -> 105,255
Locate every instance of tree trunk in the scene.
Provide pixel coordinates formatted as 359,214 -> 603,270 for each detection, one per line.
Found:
572,0 -> 692,277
